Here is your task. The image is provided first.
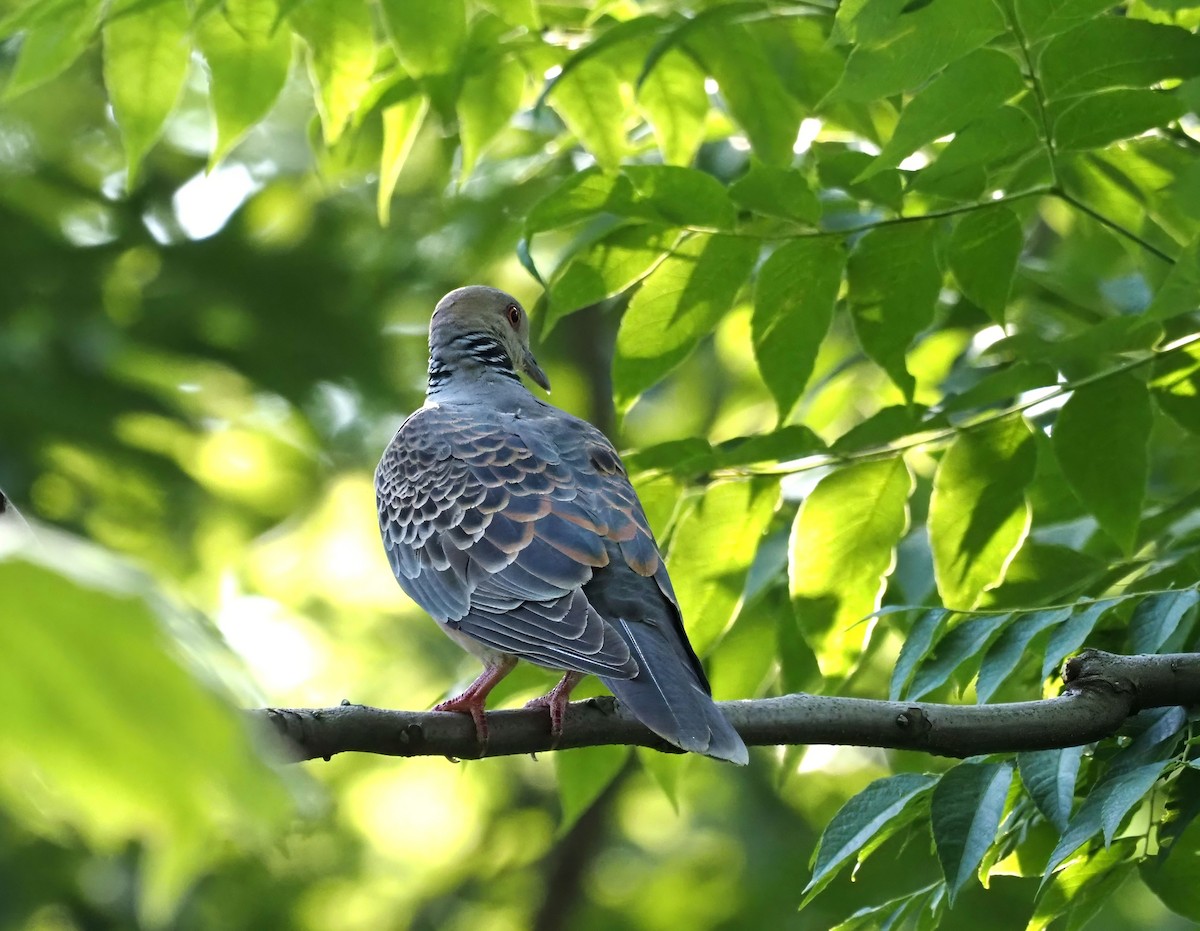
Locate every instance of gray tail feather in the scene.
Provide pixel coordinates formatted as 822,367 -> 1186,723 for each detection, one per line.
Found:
600,619 -> 749,765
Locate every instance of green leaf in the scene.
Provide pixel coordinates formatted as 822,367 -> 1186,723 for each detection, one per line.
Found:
623,165 -> 736,229
101,0 -> 191,187
3,0 -> 101,100
0,556 -> 293,923
1019,746 -> 1085,833
1015,0 -> 1120,41
818,147 -> 905,212
1146,236 -> 1200,320
685,23 -> 801,166
1051,89 -> 1186,152
197,0 -> 293,167
613,233 -> 758,409
932,761 -> 1013,904
908,614 -> 1010,701
1130,589 -> 1200,655
912,106 -> 1041,200
729,165 -> 820,224
829,0 -> 1006,102
790,457 -> 912,678
847,221 -> 943,401
942,362 -> 1058,415
1038,19 -> 1200,100
1151,338 -> 1200,434
458,55 -> 525,181
753,238 -> 845,418
666,479 -> 778,655
949,208 -> 1024,324
637,47 -> 708,167
548,225 -> 680,328
1045,761 -> 1169,877
526,168 -> 635,232
1033,841 -> 1138,931
862,48 -> 1026,179
1053,375 -> 1151,554
290,0 -> 376,146
378,0 -> 466,76
929,416 -> 1036,610
554,744 -> 630,835
548,57 -> 628,170
890,608 -> 948,701
1142,815 -> 1200,922
377,93 -> 429,226
1041,599 -> 1118,681
804,773 -> 939,902
976,606 -> 1072,703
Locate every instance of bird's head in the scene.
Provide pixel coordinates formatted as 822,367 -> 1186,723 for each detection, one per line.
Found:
429,286 -> 551,392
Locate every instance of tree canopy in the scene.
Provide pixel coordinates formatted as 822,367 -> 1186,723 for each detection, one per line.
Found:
2,0 -> 1200,928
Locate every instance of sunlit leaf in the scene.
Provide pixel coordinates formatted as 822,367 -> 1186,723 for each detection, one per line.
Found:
685,22 -> 801,166
377,93 -> 429,225
290,0 -> 376,145
1151,338 -> 1200,434
613,232 -> 758,409
623,165 -> 736,229
3,0 -> 101,100
197,0 -> 293,167
929,416 -> 1036,610
1052,89 -> 1185,152
101,0 -> 191,186
862,48 -> 1025,179
753,238 -> 845,418
1146,236 -> 1200,320
378,0 -> 466,76
1019,746 -> 1085,833
667,478 -> 779,655
729,165 -> 820,224
555,744 -> 630,835
949,208 -> 1024,324
790,457 -> 912,677
913,107 -> 1041,200
804,773 -> 938,903
637,47 -> 708,167
1053,375 -> 1151,555
548,225 -> 680,328
1015,0 -> 1120,41
1038,19 -> 1200,100
829,0 -> 1005,102
0,554 -> 293,922
932,761 -> 1013,904
548,57 -> 628,170
1031,840 -> 1137,931
459,55 -> 525,181
847,221 -> 943,401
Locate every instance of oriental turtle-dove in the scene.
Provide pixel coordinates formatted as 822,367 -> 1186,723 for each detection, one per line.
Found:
375,286 -> 748,764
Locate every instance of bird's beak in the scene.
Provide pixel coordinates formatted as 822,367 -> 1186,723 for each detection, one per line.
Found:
523,348 -> 551,392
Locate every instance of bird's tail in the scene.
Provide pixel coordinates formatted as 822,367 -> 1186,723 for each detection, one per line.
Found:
600,619 -> 748,765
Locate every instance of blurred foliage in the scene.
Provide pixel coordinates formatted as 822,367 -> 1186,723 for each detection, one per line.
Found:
2,0 -> 1200,928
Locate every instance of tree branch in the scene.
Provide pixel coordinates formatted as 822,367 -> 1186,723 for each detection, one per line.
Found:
258,650 -> 1200,763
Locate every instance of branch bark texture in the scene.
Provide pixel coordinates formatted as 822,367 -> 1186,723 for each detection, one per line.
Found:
257,650 -> 1200,763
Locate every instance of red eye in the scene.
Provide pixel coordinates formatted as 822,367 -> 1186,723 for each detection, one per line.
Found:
506,304 -> 521,329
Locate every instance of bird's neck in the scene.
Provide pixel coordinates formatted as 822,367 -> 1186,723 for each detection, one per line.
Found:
426,332 -> 527,403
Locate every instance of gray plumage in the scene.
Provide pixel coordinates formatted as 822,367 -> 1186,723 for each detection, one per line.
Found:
375,286 -> 748,764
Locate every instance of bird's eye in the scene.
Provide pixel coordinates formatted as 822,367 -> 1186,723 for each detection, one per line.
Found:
506,304 -> 521,329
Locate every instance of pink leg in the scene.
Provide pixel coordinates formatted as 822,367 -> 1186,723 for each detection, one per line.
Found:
525,671 -> 585,741
434,656 -> 518,747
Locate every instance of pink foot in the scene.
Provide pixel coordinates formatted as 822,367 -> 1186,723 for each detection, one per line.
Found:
525,671 -> 585,741
434,657 -> 517,751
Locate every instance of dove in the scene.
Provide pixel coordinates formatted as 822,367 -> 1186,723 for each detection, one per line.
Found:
375,286 -> 748,764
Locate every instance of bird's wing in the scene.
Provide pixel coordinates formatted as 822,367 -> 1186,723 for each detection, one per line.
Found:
376,404 -> 666,679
